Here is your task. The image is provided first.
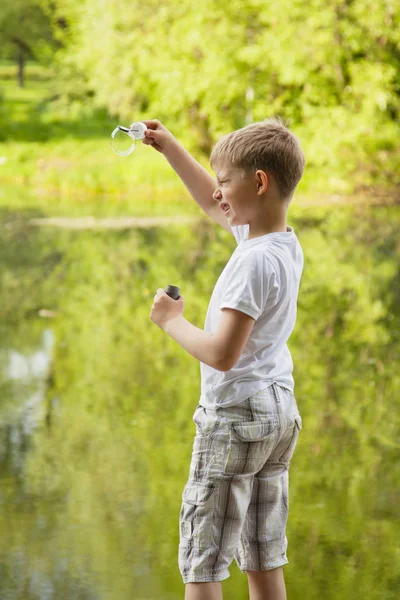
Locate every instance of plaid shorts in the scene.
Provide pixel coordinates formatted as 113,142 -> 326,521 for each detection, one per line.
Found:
178,382 -> 302,584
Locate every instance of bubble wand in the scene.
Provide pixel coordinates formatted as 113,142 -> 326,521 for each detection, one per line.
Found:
111,122 -> 148,156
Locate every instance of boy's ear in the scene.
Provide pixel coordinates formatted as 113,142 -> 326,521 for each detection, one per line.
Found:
255,170 -> 268,194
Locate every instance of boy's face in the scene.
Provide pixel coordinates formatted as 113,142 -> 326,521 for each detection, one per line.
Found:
212,163 -> 260,226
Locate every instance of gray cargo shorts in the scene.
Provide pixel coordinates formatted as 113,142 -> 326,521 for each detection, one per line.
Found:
178,382 -> 303,584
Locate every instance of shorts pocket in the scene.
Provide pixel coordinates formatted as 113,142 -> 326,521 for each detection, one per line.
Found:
180,482 -> 217,550
182,481 -> 217,506
278,414 -> 302,464
224,417 -> 279,476
193,405 -> 219,438
231,418 -> 278,442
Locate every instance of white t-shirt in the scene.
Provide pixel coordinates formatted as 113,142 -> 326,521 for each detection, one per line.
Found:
200,223 -> 304,409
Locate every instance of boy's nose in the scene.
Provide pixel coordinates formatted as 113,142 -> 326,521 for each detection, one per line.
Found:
213,187 -> 222,201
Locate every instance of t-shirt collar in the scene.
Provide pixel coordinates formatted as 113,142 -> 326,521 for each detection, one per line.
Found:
240,225 -> 294,245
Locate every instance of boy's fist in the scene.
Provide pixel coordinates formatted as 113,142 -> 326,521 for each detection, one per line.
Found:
141,119 -> 175,154
150,288 -> 185,331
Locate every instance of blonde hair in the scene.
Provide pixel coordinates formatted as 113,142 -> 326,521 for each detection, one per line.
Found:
210,117 -> 305,200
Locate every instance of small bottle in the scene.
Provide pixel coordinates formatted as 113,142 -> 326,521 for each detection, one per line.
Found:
165,285 -> 180,300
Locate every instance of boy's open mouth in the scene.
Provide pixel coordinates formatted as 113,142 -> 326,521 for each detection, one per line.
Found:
220,203 -> 230,213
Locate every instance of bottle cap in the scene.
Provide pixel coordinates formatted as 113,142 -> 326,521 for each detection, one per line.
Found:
165,285 -> 180,300
129,122 -> 147,140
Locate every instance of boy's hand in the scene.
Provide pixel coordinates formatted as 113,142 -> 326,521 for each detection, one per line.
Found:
141,119 -> 176,154
150,288 -> 185,331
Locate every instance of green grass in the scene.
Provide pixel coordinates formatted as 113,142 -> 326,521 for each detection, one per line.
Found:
0,62 -> 200,217
0,61 -> 399,218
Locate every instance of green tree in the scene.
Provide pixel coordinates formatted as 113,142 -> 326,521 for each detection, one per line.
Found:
0,0 -> 58,87
49,0 -> 400,188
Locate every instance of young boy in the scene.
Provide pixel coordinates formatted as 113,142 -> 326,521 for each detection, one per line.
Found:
145,118 -> 305,600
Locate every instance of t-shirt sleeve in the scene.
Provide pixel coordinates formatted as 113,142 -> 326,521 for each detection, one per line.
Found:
220,251 -> 272,320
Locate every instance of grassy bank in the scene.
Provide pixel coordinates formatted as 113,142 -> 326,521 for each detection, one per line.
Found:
1,62 -> 398,219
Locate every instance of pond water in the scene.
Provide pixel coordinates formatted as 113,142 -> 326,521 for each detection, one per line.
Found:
0,199 -> 399,599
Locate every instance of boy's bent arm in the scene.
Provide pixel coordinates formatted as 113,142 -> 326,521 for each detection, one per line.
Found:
143,121 -> 229,228
164,142 -> 217,214
162,308 -> 256,372
163,316 -> 226,371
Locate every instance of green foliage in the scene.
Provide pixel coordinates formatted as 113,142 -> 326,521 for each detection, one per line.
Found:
0,61 -> 399,209
0,0 -> 57,67
42,0 -> 400,190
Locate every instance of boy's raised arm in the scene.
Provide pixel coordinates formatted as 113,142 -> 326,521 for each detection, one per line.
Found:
141,119 -> 216,214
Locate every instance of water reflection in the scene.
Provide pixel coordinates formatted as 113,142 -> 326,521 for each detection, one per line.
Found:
0,203 -> 399,599
6,329 -> 54,382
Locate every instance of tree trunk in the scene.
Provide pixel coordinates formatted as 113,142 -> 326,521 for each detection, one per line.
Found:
17,44 -> 25,88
